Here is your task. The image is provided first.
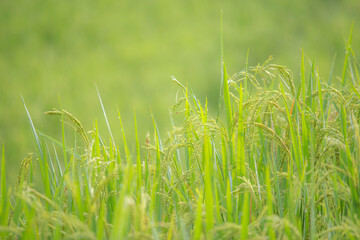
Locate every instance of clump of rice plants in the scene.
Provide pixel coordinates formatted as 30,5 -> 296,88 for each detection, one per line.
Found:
1,35 -> 360,239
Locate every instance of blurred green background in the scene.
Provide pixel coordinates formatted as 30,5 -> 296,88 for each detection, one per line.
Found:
1,0 -> 359,185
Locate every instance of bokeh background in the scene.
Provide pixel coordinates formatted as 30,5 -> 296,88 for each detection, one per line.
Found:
1,0 -> 360,185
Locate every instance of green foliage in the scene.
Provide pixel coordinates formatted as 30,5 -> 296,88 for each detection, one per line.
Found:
1,38 -> 360,239
1,0 -> 360,185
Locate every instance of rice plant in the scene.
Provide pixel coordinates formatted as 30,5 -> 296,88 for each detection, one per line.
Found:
1,34 -> 360,239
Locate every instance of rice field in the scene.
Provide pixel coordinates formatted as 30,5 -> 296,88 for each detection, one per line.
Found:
0,26 -> 359,239
2,0 -> 359,180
